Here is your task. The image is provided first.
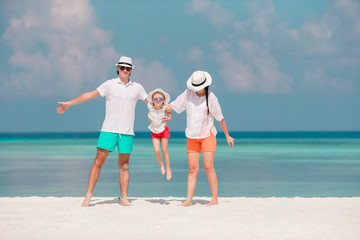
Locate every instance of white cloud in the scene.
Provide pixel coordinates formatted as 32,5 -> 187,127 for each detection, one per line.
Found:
187,0 -> 239,29
185,47 -> 204,63
132,58 -> 178,95
302,20 -> 332,40
189,0 -> 294,93
334,0 -> 360,41
178,46 -> 204,68
287,29 -> 300,40
215,49 -> 256,92
296,0 -> 360,91
303,68 -> 355,93
212,40 -> 293,93
1,0 -> 117,98
188,0 -> 360,94
247,0 -> 275,36
1,0 -> 179,99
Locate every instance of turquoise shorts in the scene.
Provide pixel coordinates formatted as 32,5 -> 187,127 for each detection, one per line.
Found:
97,131 -> 134,154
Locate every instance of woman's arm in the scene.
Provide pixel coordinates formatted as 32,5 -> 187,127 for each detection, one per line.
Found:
56,89 -> 100,114
165,104 -> 173,113
219,119 -> 235,147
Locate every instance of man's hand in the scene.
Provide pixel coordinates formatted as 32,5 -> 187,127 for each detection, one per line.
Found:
56,90 -> 100,115
56,102 -> 71,114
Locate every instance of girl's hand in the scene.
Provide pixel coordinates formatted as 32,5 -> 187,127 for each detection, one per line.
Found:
226,136 -> 235,147
165,104 -> 173,112
162,112 -> 171,123
56,102 -> 71,114
162,115 -> 171,123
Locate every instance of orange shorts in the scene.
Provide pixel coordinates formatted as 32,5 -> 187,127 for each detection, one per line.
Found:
187,132 -> 217,153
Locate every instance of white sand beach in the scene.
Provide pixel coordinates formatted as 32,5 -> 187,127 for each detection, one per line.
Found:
1,197 -> 359,240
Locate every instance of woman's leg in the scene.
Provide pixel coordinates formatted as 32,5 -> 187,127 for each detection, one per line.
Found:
182,152 -> 201,207
152,138 -> 165,175
161,138 -> 171,180
203,151 -> 218,206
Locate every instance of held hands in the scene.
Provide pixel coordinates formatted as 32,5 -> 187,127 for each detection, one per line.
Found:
161,112 -> 172,123
226,136 -> 235,147
161,116 -> 170,123
162,105 -> 173,123
56,101 -> 71,114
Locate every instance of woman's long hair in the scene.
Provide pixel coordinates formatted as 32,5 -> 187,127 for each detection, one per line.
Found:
205,86 -> 209,115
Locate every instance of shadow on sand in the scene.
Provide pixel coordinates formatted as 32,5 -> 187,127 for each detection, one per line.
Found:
145,198 -> 209,205
89,197 -> 210,206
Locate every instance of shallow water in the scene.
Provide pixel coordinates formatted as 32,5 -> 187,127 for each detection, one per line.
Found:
1,132 -> 360,197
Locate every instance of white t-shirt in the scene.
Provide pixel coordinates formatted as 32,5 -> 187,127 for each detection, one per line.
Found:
97,77 -> 147,135
148,103 -> 168,134
170,89 -> 224,139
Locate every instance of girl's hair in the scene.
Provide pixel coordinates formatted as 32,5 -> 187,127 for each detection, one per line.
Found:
205,86 -> 209,115
152,92 -> 165,99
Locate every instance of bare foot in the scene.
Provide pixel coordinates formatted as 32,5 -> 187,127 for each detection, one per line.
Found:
81,193 -> 92,207
206,198 -> 218,206
180,200 -> 192,207
120,198 -> 132,206
166,167 -> 172,181
160,164 -> 165,175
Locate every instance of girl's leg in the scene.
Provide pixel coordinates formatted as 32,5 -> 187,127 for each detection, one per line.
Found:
161,138 -> 171,180
203,151 -> 218,206
152,138 -> 165,175
182,152 -> 201,207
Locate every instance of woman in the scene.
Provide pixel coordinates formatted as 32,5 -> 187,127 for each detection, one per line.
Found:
166,71 -> 235,206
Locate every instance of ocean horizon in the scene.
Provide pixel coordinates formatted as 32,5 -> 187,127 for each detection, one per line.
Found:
1,131 -> 360,198
1,130 -> 360,139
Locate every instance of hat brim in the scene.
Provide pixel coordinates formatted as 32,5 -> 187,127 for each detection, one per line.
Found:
187,71 -> 212,92
115,63 -> 135,69
147,88 -> 170,104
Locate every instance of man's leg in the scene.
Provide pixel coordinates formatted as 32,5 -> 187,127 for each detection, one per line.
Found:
118,153 -> 131,206
81,148 -> 110,207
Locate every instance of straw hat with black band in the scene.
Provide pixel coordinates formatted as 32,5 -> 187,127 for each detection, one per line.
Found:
115,56 -> 135,69
186,71 -> 212,92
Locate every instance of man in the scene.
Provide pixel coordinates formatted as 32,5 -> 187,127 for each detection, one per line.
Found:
57,56 -> 147,207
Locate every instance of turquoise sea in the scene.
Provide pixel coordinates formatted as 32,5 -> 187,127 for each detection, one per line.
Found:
0,132 -> 360,198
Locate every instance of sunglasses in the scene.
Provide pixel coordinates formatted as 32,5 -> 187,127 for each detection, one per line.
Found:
119,66 -> 132,71
153,98 -> 164,102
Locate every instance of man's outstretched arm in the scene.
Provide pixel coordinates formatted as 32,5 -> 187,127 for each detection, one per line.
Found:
57,89 -> 100,114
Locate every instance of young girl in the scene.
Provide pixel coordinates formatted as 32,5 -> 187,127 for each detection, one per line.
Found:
166,71 -> 235,206
147,88 -> 172,180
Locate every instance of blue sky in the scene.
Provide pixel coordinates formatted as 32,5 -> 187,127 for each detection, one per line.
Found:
0,0 -> 359,133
